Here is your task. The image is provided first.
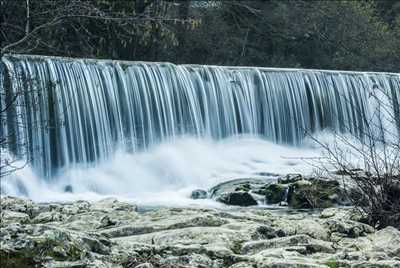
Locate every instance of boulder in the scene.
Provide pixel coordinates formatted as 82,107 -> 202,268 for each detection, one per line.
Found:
278,174 -> 303,184
0,223 -> 111,267
241,234 -> 334,255
64,185 -> 73,193
259,184 -> 288,204
100,209 -> 226,238
209,178 -> 266,206
0,196 -> 40,218
320,208 -> 338,219
247,248 -> 328,267
91,198 -> 136,213
324,217 -> 374,239
253,177 -> 347,209
113,225 -> 251,259
217,191 -> 258,206
190,189 -> 208,199
287,178 -> 344,209
61,200 -> 91,215
369,227 -> 400,257
251,225 -> 286,240
210,178 -> 266,198
271,218 -> 329,241
1,210 -> 30,225
32,211 -> 66,224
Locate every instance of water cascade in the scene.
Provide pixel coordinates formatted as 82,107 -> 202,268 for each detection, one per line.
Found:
1,55 -> 399,185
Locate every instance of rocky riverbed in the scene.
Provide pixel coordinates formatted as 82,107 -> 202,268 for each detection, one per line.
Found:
1,191 -> 400,268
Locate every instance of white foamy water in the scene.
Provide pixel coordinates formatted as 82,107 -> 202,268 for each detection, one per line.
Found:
1,136 -> 321,206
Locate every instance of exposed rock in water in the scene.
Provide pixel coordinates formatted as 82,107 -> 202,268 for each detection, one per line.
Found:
1,196 -> 399,268
212,176 -> 349,209
278,173 -> 303,184
190,189 -> 208,199
210,178 -> 266,197
255,183 -> 288,204
210,178 -> 266,206
64,185 -> 73,193
216,191 -> 258,206
287,178 -> 346,209
255,175 -> 350,209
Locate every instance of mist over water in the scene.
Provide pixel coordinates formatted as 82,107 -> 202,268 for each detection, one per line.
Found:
2,136 -> 322,206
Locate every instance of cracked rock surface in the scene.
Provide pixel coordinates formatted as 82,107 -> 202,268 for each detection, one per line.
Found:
1,196 -> 399,268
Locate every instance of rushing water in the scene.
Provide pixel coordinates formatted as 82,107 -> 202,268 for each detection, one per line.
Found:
1,55 -> 399,203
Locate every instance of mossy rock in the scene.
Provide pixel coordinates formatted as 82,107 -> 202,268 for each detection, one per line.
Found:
288,179 -> 341,209
0,251 -> 38,268
0,240 -> 83,268
263,184 -> 287,204
209,178 -> 266,199
278,174 -> 303,184
1,224 -> 111,268
325,259 -> 339,268
217,191 -> 257,206
234,183 -> 251,192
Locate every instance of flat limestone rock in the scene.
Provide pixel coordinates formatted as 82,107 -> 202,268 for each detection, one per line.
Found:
229,262 -> 255,268
1,210 -> 30,225
2,196 -> 400,268
241,235 -> 334,255
369,226 -> 400,257
100,209 -> 227,238
0,223 -> 112,267
255,257 -> 327,268
272,218 -> 329,241
113,226 -> 250,251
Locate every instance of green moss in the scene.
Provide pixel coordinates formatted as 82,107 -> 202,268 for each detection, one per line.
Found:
0,237 -> 82,268
325,259 -> 339,268
234,182 -> 251,192
0,251 -> 37,268
120,63 -> 130,71
325,259 -> 352,268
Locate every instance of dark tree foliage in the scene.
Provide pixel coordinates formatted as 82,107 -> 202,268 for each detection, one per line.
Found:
179,0 -> 400,72
0,0 -> 193,60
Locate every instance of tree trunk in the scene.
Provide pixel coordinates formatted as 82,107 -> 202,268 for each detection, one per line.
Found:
176,0 -> 190,63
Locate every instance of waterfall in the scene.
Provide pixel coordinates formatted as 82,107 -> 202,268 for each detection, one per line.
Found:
1,54 -> 399,178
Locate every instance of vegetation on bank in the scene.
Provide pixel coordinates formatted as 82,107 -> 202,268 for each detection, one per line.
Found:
308,84 -> 400,230
1,0 -> 400,72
